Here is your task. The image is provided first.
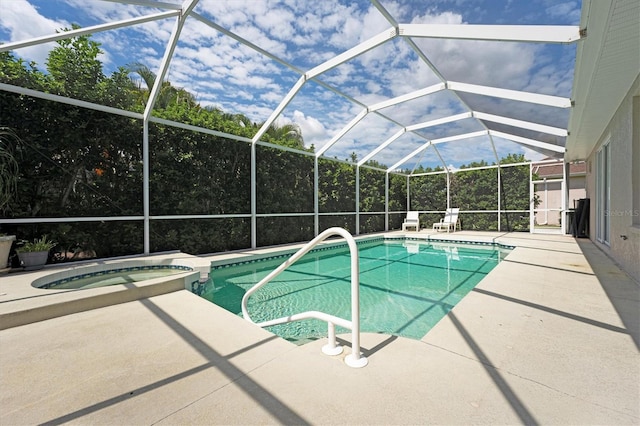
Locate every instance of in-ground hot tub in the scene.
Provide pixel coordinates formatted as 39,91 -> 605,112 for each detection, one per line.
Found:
0,256 -> 213,330
32,258 -> 210,290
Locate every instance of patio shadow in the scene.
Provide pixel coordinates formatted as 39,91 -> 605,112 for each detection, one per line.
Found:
42,297 -> 310,425
576,239 -> 640,349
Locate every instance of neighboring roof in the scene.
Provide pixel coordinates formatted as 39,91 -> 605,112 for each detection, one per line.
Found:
0,0 -> 585,173
566,0 -> 640,161
532,161 -> 586,178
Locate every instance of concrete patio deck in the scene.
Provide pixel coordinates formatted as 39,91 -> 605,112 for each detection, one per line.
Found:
1,231 -> 638,425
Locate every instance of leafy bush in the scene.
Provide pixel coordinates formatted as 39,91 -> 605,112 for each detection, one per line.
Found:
17,235 -> 56,252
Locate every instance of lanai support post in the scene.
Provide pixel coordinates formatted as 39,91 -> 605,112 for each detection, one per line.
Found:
385,172 -> 389,231
563,161 -> 569,234
497,165 -> 502,232
446,170 -> 451,210
314,157 -> 319,236
251,143 -> 257,249
355,166 -> 360,235
143,120 -> 150,254
140,5 -> 195,253
406,175 -> 411,213
529,162 -> 535,233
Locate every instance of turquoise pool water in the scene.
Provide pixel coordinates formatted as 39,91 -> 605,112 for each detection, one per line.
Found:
197,239 -> 509,343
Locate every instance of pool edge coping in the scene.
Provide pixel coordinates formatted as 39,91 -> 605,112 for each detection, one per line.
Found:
209,234 -> 515,270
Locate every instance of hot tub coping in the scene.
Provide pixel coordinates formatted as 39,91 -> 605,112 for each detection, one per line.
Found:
32,257 -> 210,289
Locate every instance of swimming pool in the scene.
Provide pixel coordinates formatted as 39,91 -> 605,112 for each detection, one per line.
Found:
197,238 -> 511,343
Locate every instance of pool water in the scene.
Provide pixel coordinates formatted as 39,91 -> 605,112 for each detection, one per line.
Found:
199,239 -> 508,343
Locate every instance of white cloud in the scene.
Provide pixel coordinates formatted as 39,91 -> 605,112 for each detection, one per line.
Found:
65,0 -> 145,21
519,146 -> 546,162
228,23 -> 288,58
435,136 -> 498,166
545,1 -> 581,24
284,110 -> 328,147
261,90 -> 284,104
0,0 -> 67,66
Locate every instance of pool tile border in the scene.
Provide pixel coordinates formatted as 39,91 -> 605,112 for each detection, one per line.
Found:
211,236 -> 514,271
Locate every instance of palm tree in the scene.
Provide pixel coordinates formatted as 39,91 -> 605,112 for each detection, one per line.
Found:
263,122 -> 304,149
127,62 -> 196,109
221,112 -> 254,128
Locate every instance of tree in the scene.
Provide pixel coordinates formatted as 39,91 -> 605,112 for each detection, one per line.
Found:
46,26 -> 105,102
499,154 -> 531,231
359,160 -> 387,233
1,29 -> 143,259
127,62 -> 196,109
262,122 -> 305,149
0,127 -> 21,215
388,173 -> 407,229
409,168 -> 448,229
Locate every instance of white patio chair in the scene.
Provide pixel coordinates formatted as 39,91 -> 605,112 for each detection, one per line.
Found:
432,208 -> 460,233
402,211 -> 420,231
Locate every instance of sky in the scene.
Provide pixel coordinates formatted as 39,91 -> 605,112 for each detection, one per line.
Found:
0,0 -> 582,170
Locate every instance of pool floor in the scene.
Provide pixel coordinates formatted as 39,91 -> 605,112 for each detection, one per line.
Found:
201,240 -> 505,343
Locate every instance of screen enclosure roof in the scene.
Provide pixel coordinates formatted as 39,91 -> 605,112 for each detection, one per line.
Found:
0,0 -> 586,173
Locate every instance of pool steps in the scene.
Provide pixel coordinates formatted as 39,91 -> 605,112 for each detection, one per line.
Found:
241,227 -> 368,368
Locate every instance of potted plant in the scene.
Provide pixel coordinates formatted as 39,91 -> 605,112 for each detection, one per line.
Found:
0,234 -> 15,272
16,236 -> 57,271
0,127 -> 21,271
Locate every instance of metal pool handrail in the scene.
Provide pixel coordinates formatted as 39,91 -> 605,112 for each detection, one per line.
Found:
241,227 -> 368,368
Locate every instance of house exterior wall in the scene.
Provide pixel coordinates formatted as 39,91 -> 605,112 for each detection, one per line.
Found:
568,176 -> 587,209
585,75 -> 640,282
